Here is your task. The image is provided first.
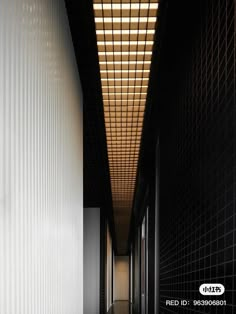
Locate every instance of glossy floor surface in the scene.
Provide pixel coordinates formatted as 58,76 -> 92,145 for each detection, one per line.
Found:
108,301 -> 135,314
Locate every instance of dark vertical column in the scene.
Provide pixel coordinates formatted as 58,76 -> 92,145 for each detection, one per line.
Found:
140,216 -> 146,314
131,244 -> 135,305
147,171 -> 156,314
154,140 -> 160,313
134,227 -> 141,313
129,247 -> 132,303
145,210 -> 148,314
233,0 -> 236,309
111,248 -> 113,305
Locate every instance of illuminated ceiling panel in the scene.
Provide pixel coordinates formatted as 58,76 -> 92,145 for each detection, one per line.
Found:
93,0 -> 158,254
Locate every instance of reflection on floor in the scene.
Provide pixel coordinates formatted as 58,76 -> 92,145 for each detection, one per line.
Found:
108,301 -> 134,314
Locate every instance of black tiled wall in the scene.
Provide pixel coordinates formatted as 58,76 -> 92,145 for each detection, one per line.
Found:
159,0 -> 236,313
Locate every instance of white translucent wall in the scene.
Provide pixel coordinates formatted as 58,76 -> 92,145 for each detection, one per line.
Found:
0,0 -> 83,313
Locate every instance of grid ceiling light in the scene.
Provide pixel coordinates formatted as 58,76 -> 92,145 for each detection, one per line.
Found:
93,0 -> 158,254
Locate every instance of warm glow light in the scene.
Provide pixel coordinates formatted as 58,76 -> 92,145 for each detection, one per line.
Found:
103,93 -> 147,95
101,78 -> 149,81
97,41 -> 153,46
98,51 -> 152,56
100,70 -> 150,73
93,3 -> 158,10
102,85 -> 149,88
99,61 -> 151,65
96,29 -> 155,35
95,17 -> 157,23
93,0 -> 158,253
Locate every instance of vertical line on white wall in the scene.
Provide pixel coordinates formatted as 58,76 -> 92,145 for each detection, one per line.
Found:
0,0 -> 83,313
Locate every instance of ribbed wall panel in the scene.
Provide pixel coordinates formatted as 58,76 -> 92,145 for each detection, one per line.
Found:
0,0 -> 83,313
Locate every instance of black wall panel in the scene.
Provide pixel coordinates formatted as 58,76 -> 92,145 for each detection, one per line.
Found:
158,0 -> 236,313
134,228 -> 141,314
147,181 -> 156,314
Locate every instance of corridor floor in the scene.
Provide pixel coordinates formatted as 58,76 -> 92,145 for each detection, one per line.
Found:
108,301 -> 134,314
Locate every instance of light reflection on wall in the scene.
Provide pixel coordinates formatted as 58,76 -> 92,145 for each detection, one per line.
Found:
106,224 -> 113,311
0,0 -> 83,313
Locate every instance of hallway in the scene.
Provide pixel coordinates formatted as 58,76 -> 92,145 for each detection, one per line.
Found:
108,302 -> 134,314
